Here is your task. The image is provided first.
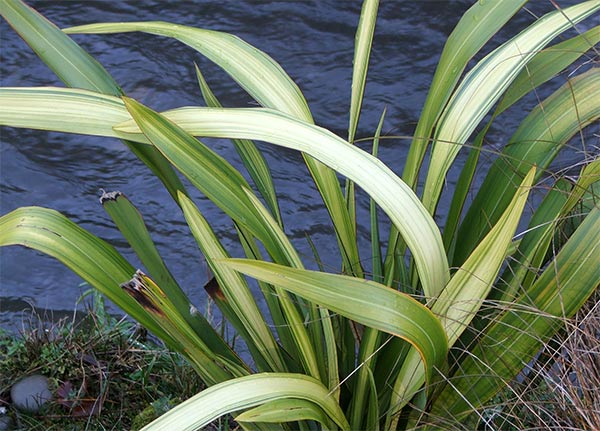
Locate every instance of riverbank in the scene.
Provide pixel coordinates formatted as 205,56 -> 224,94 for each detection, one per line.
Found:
0,292 -> 213,431
1,290 -> 597,430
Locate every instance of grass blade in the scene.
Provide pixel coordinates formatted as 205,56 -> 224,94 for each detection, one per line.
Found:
437,167 -> 535,345
348,107 -> 386,429
370,107 -> 386,282
442,126 -> 485,256
389,0 -> 526,288
0,87 -> 127,136
240,188 -> 336,386
499,159 -> 600,303
100,191 -> 181,298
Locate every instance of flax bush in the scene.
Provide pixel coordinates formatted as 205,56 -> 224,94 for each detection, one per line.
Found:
1,0 -> 599,429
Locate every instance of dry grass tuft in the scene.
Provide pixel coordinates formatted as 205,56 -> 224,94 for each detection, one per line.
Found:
482,291 -> 600,431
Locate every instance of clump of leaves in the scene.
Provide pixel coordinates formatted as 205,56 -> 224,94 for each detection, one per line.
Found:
1,0 -> 599,429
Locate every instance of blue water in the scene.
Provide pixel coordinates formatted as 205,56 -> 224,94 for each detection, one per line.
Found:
0,0 -> 595,329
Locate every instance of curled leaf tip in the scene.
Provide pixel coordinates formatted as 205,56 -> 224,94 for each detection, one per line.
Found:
99,189 -> 122,204
121,270 -> 165,316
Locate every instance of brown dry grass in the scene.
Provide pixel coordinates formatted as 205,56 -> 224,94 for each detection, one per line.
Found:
483,291 -> 600,431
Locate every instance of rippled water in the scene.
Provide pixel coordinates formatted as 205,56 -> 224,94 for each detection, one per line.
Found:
0,0 -> 594,328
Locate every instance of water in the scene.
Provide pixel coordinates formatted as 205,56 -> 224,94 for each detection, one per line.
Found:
0,0 -> 595,330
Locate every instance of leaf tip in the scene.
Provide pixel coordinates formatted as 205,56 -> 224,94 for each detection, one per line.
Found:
99,189 -> 122,205
121,270 -> 166,316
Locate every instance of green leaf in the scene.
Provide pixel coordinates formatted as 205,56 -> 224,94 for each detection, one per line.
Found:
64,20 -> 312,122
385,166 -> 535,428
430,204 -> 600,422
120,270 -> 245,385
563,158 -> 600,212
403,0 -> 526,188
240,188 -> 335,385
496,25 -> 600,115
437,167 -> 535,345
140,373 -> 350,431
177,192 -> 286,373
0,207 -> 178,350
195,64 -> 282,226
348,0 -> 378,144
370,107 -> 386,283
63,17 -> 362,297
364,366 -> 380,431
222,259 -> 449,387
0,0 -> 121,95
116,106 -> 450,299
119,98 -> 266,238
499,159 -> 600,303
349,108 -> 387,429
0,87 -> 128,136
0,88 -> 449,299
101,191 -> 181,296
121,98 -> 322,380
389,0 -> 527,288
100,190 -> 240,365
455,66 -> 600,265
442,126 -> 485,256
236,399 -> 337,429
0,0 -> 187,201
422,1 -> 600,214
496,180 -> 572,303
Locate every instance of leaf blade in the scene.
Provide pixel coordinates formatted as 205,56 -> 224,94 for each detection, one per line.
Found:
117,106 -> 450,298
140,373 -> 350,431
431,204 -> 600,421
223,259 -> 449,386
422,1 -> 600,214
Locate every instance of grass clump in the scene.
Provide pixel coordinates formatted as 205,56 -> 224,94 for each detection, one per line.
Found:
0,292 -> 205,431
480,291 -> 600,431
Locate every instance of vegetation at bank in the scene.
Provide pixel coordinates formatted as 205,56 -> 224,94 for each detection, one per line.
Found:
1,291 -> 598,430
0,292 -> 206,430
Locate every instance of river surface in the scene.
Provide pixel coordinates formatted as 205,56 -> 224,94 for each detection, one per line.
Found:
0,0 -> 596,330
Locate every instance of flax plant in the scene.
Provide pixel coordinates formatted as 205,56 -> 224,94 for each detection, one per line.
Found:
1,0 -> 599,429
